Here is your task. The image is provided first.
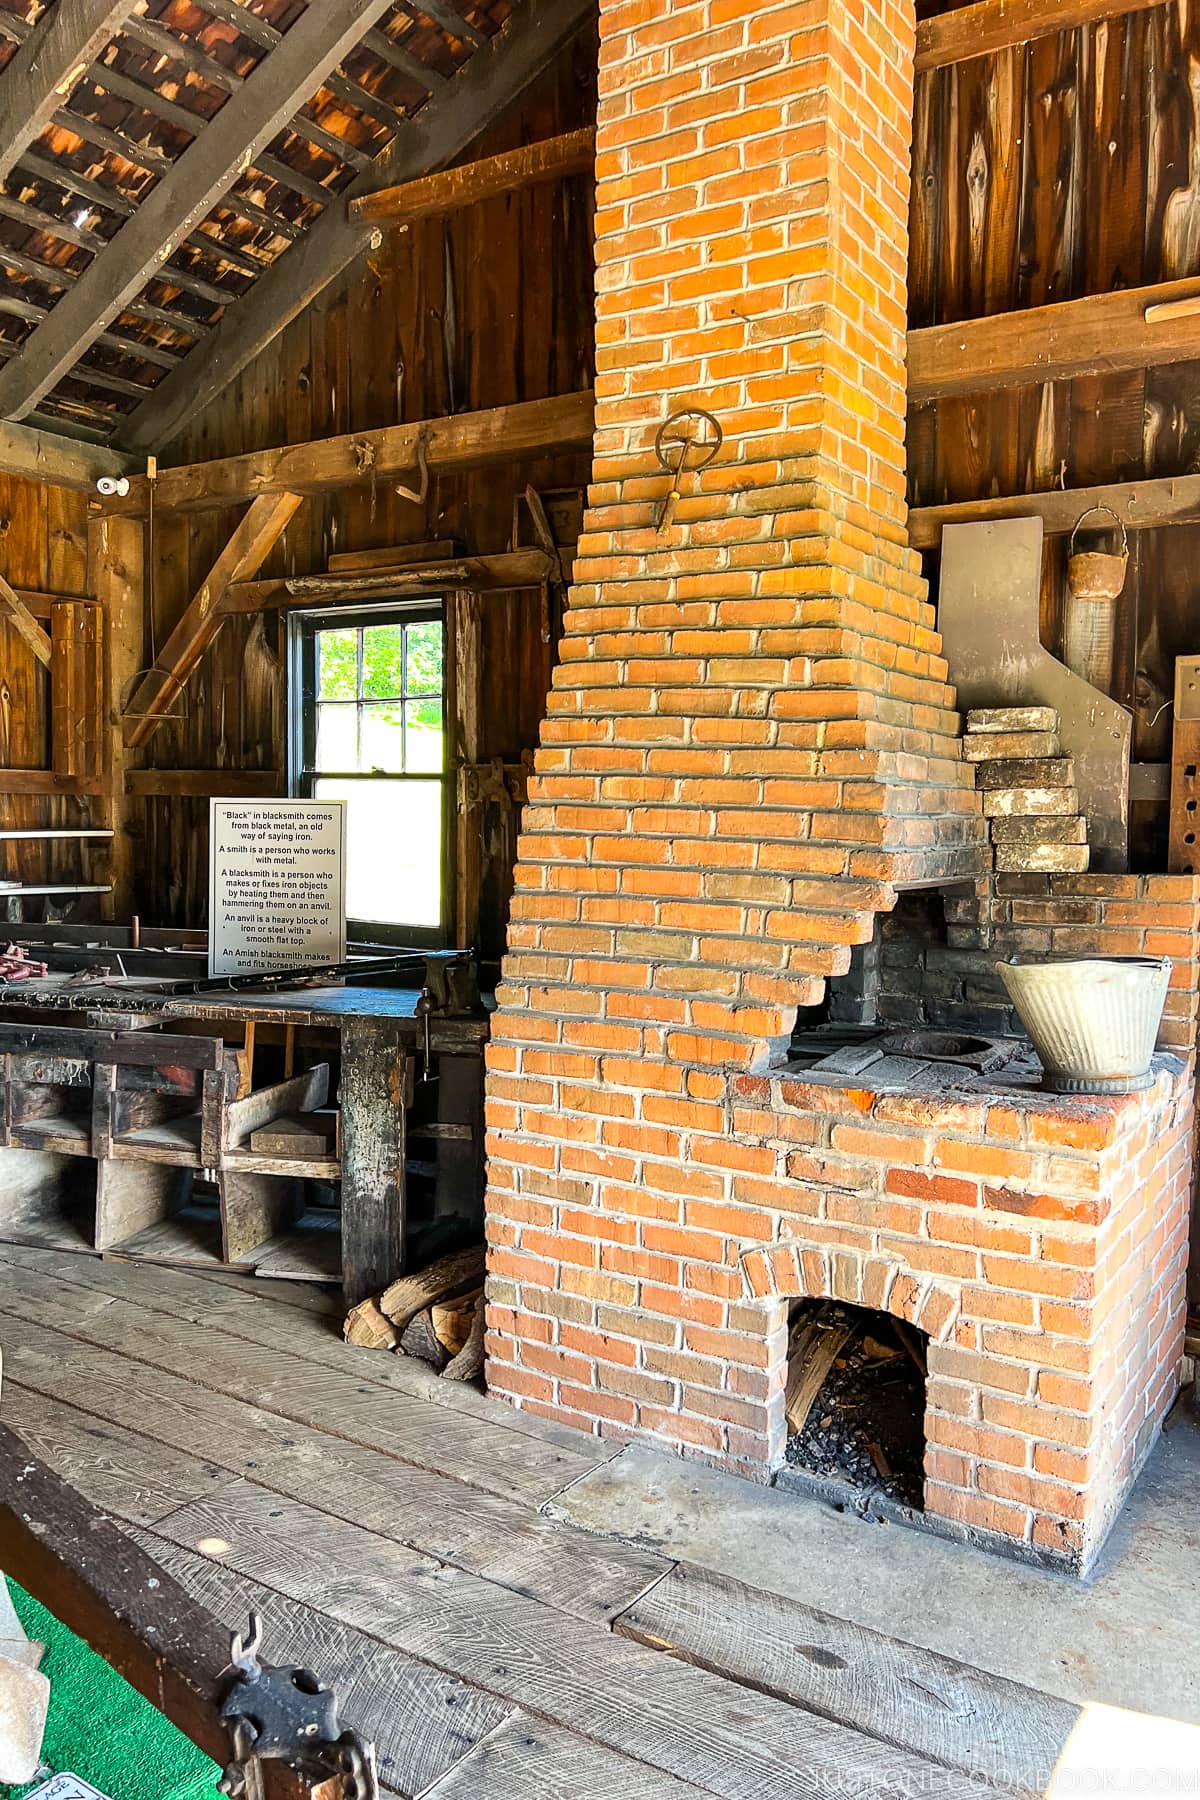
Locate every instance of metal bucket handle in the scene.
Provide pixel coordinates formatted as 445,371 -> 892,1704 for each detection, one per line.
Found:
1069,504 -> 1129,562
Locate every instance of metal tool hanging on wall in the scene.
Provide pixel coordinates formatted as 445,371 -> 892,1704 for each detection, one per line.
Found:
653,407 -> 723,531
216,1613 -> 379,1800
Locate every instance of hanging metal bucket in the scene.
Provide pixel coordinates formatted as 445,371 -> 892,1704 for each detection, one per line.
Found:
1067,504 -> 1129,602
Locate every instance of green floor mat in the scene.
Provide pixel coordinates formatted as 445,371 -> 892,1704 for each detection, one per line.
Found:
0,1584 -> 221,1800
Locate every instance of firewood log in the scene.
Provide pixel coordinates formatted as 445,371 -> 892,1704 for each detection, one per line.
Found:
342,1298 -> 400,1351
378,1244 -> 486,1329
443,1292 -> 486,1383
398,1307 -> 451,1371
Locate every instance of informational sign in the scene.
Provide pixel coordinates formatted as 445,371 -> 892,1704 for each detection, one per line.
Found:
208,798 -> 346,977
27,1780 -> 114,1800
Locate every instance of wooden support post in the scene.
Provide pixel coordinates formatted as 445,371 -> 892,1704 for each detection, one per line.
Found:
50,599 -> 103,779
351,126 -> 596,226
340,1018 -> 411,1306
88,512 -> 143,919
122,492 -> 303,750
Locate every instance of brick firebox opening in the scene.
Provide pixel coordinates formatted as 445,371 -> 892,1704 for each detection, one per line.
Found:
482,0 -> 1198,1578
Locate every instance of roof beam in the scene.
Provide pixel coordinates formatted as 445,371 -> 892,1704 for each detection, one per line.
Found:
0,0 -> 400,425
352,127 -> 596,227
106,389 -> 596,514
915,0 -> 1164,71
115,0 -> 597,455
0,414 -> 134,489
907,278 -> 1200,402
0,0 -> 134,187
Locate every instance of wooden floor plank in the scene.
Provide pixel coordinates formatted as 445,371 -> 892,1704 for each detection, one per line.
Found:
139,1484 -> 1008,1800
416,1715 -> 715,1800
1,1387 -> 225,1527
0,1254 -> 598,1506
0,1310 -> 670,1625
614,1564 -> 1075,1795
0,1242 -> 608,1465
123,1532 -> 516,1800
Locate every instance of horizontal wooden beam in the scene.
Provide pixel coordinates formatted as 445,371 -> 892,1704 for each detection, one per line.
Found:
908,278 -> 1200,402
224,550 -> 557,612
126,768 -> 282,797
0,769 -> 105,794
909,472 -> 1200,550
914,0 -> 1163,72
107,392 -> 596,515
0,416 -> 134,490
352,127 -> 596,227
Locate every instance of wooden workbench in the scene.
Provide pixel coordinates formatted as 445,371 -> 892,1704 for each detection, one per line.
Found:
0,982 -> 489,1303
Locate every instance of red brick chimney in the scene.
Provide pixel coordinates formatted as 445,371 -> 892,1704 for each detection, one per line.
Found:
483,0 -> 988,1465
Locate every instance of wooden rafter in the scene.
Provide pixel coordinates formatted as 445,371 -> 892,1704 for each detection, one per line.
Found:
105,390 -> 596,515
0,0 -> 134,186
116,0 -> 597,455
0,0 -> 401,425
915,0 -> 1164,72
352,127 -> 597,226
0,415 -> 134,489
907,278 -> 1200,402
121,491 -> 304,749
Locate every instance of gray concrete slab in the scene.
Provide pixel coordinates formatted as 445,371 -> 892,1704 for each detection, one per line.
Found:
546,1414 -> 1200,1724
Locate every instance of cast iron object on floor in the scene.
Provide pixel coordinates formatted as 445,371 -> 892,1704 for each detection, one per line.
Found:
218,1614 -> 379,1800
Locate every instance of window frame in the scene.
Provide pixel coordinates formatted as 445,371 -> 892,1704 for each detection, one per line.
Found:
287,599 -> 452,950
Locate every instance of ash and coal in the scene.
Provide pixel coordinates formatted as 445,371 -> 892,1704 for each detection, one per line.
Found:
784,1299 -> 928,1510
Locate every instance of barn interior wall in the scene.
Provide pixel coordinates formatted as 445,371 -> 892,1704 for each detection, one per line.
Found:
130,38 -> 598,939
908,2 -> 1200,867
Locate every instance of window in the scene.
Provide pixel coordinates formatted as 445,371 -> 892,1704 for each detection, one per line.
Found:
290,604 -> 447,943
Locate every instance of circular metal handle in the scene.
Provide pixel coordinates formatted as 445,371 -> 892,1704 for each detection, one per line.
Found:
654,407 -> 724,475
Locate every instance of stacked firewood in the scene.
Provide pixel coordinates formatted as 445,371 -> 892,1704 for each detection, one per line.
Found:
343,1244 -> 486,1383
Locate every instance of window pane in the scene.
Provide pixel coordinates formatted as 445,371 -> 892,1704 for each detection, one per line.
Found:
405,697 -> 443,773
315,703 -> 357,772
405,621 -> 443,696
359,702 -> 405,773
317,627 -> 357,700
361,623 -> 405,700
316,777 -> 442,928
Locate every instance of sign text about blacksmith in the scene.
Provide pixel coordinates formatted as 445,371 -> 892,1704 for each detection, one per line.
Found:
208,799 -> 347,976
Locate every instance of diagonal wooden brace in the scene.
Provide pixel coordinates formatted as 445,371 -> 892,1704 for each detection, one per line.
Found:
122,491 -> 303,750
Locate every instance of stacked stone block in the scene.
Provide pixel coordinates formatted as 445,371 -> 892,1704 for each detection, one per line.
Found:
962,707 -> 1089,875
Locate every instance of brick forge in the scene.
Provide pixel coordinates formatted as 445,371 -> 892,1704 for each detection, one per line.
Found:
481,0 -> 1193,1575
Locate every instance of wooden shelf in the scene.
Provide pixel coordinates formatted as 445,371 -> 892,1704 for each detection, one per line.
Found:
11,1116 -> 91,1156
0,883 -> 112,896
0,829 -> 113,841
109,1202 -> 226,1269
222,1145 -> 341,1180
113,1113 -> 204,1167
250,1209 -> 340,1283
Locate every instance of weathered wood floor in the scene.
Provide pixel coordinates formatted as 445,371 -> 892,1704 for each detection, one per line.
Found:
0,1243 -> 1084,1800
